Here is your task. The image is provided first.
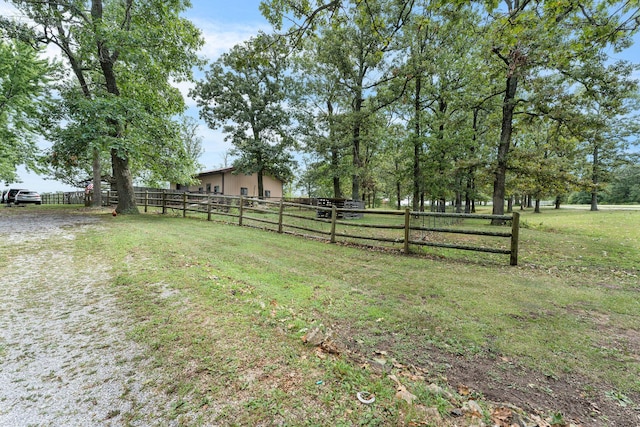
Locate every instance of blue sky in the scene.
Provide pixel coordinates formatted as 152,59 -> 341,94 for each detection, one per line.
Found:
3,1 -> 640,192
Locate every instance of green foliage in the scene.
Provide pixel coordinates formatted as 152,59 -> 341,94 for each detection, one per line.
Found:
6,0 -> 204,209
259,0 -> 640,208
607,164 -> 640,203
192,33 -> 297,196
0,38 -> 53,183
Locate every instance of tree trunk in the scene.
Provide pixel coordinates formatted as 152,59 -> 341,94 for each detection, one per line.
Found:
507,195 -> 513,213
55,20 -> 103,208
555,195 -> 562,209
111,149 -> 137,214
92,0 -> 137,214
492,74 -> 518,224
92,147 -> 102,207
351,94 -> 363,201
257,170 -> 264,199
535,198 -> 541,213
591,145 -> 599,211
412,75 -> 422,212
351,126 -> 361,201
327,101 -> 342,199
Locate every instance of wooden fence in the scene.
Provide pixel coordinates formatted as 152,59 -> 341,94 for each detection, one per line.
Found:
47,189 -> 520,265
41,191 -> 86,205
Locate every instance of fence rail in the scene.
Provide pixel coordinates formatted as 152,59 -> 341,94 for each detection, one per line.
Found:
44,190 -> 520,265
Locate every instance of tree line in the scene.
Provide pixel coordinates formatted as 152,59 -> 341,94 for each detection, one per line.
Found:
191,0 -> 640,216
1,1 -> 639,215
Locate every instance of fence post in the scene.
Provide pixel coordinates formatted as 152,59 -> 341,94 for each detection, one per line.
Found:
239,196 -> 244,226
144,191 -> 148,213
330,205 -> 337,243
404,208 -> 411,254
510,211 -> 520,266
182,192 -> 187,218
162,190 -> 167,215
278,199 -> 284,233
207,195 -> 212,221
106,191 -> 111,206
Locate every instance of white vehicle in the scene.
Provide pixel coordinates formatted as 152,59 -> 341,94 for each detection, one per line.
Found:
13,190 -> 42,205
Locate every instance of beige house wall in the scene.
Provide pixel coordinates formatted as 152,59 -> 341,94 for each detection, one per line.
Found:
171,169 -> 283,199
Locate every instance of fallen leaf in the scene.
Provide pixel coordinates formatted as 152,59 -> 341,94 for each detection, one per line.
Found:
458,384 -> 470,396
491,407 -> 513,427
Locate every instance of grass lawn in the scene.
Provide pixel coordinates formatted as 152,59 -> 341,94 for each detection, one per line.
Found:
75,205 -> 639,425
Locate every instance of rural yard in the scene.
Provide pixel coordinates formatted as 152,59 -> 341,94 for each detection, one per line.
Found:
1,206 -> 639,426
2,0 -> 640,425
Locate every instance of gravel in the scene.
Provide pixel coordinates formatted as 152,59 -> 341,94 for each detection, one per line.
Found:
0,210 -> 174,426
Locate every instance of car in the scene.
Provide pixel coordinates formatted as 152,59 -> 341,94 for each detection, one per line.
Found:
4,188 -> 28,204
13,190 -> 42,205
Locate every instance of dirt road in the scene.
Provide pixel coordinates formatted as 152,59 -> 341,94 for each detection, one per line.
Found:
0,209 -> 172,426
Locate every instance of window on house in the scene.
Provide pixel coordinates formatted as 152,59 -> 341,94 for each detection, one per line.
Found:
206,184 -> 211,193
198,187 -> 203,193
176,184 -> 182,190
214,185 -> 220,194
240,187 -> 248,196
264,190 -> 271,198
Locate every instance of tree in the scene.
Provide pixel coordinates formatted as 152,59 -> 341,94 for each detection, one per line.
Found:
0,37 -> 52,184
263,0 -> 414,201
508,117 -> 579,213
292,32 -> 352,199
131,115 -> 205,189
483,0 -> 640,222
567,61 -> 639,211
192,34 -> 297,199
7,0 -> 203,212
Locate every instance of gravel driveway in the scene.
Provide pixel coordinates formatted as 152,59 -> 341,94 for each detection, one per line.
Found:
0,209 -> 172,426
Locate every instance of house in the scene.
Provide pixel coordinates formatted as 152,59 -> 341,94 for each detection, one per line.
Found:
171,167 -> 283,199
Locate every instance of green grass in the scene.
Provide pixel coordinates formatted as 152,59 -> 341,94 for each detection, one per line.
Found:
64,205 -> 640,424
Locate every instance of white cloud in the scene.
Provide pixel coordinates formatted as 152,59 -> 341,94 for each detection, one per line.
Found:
192,18 -> 268,61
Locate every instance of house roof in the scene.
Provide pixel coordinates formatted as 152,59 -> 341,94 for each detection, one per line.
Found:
196,167 -> 235,177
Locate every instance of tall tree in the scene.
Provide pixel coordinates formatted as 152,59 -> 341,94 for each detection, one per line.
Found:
292,34 -> 351,199
263,0 -> 414,201
7,0 -> 203,212
0,37 -> 52,184
567,61 -> 639,211
192,34 -> 297,199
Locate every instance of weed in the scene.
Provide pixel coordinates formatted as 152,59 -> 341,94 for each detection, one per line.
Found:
605,389 -> 634,407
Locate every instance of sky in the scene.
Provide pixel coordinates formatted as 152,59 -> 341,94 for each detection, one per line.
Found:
2,1 -> 640,193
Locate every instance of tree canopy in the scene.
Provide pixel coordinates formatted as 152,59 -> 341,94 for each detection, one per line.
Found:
4,0 -> 204,212
192,33 -> 297,199
0,37 -> 53,184
253,0 -> 639,210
